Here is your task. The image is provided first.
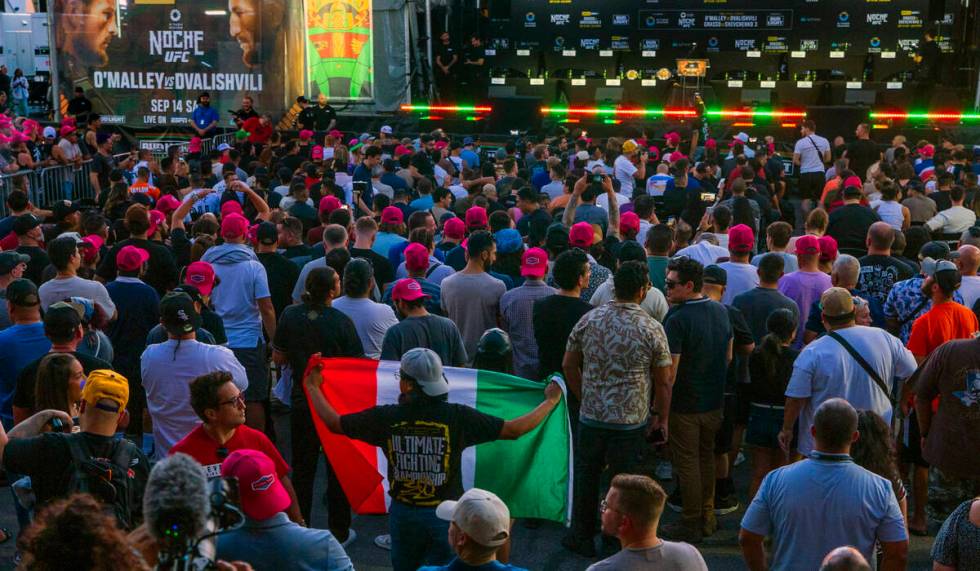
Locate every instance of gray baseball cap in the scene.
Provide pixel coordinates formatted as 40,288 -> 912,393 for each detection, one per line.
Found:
401,348 -> 449,397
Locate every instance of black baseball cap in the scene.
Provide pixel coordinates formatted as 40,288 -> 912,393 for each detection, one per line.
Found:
13,214 -> 41,236
703,264 -> 728,286
919,240 -> 951,261
173,284 -> 204,305
256,221 -> 278,246
159,292 -> 200,336
6,278 -> 39,307
50,200 -> 81,221
44,302 -> 83,335
0,251 -> 30,275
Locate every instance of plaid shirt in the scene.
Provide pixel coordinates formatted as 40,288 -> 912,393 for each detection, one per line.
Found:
883,276 -> 965,343
499,280 -> 556,380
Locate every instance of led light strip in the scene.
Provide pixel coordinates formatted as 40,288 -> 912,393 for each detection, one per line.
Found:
869,111 -> 980,121
400,105 -> 492,113
706,109 -> 807,119
541,107 -> 697,117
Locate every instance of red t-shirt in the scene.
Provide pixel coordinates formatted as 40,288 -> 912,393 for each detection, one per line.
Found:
243,117 -> 272,144
169,424 -> 290,479
907,301 -> 979,358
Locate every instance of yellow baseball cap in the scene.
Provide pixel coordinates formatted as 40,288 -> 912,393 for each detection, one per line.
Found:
622,139 -> 638,153
82,369 -> 129,412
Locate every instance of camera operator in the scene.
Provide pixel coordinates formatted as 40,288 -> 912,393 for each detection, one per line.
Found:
217,450 -> 353,570
0,370 -> 149,529
132,453 -> 254,571
614,140 -> 648,198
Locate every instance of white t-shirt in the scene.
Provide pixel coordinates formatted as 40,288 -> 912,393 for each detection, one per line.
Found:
613,155 -> 638,196
793,134 -> 831,174
924,206 -> 977,234
597,192 -> 630,211
958,275 -> 980,310
718,261 -> 760,305
38,276 -> 117,317
786,325 -> 917,455
674,240 -> 730,267
331,296 -> 399,359
590,276 -> 668,322
141,339 -> 248,460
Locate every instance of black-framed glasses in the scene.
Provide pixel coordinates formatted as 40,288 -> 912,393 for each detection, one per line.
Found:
599,499 -> 622,515
664,279 -> 679,290
217,393 -> 245,408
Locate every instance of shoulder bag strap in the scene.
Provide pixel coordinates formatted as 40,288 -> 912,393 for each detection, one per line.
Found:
826,331 -> 895,406
807,136 -> 826,164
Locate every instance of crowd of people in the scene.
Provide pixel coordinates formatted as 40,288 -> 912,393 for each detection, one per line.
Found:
0,89 -> 979,571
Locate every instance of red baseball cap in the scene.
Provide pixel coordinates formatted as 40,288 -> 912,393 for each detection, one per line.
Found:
728,224 -> 755,254
116,245 -> 149,272
381,206 -> 404,225
184,261 -> 216,296
221,213 -> 250,240
819,235 -> 839,263
155,194 -> 181,215
319,195 -> 342,215
620,212 -> 641,236
81,235 -> 104,265
442,217 -> 465,240
465,206 -> 488,229
796,234 -> 820,256
404,243 -> 430,272
920,144 -> 935,158
392,278 -> 431,302
221,450 -> 291,521
311,145 -> 324,161
521,247 -> 549,278
220,200 -> 244,217
59,125 -> 76,137
569,222 -> 599,248
843,175 -> 863,190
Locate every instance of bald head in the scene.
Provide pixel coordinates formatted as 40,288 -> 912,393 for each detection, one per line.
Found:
812,398 -> 859,452
866,222 -> 895,254
831,254 -> 860,289
960,227 -> 980,249
820,546 -> 870,571
956,245 -> 980,275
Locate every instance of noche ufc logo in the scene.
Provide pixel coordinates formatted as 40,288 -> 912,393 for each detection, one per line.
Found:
551,14 -> 570,25
867,13 -> 888,25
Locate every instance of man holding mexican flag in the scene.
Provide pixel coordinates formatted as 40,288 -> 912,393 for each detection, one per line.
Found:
304,347 -> 563,571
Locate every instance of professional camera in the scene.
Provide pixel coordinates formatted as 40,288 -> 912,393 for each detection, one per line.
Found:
148,454 -> 245,571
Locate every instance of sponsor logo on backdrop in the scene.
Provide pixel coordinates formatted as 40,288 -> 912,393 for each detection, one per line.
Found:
524,12 -> 537,28
800,39 -> 819,51
611,36 -> 630,50
642,39 -> 660,50
580,38 -> 601,50
837,11 -> 850,28
612,14 -> 630,26
734,38 -> 757,51
867,13 -> 888,25
550,14 -> 570,26
579,11 -> 602,28
898,10 -> 923,28
677,12 -> 696,28
898,38 -> 919,52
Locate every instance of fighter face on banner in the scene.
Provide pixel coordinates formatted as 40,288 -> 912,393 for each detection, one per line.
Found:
54,0 -> 118,73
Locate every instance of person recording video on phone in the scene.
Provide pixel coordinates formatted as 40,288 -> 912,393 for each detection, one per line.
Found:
614,140 -> 648,198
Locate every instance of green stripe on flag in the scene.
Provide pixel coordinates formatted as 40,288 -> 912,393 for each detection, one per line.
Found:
472,371 -> 571,524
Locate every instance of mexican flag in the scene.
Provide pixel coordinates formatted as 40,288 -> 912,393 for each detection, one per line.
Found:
304,358 -> 572,523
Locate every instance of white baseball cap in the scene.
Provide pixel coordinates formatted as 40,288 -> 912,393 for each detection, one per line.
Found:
734,132 -> 750,143
436,488 -> 511,547
217,143 -> 232,152
43,126 -> 57,139
380,125 -> 393,134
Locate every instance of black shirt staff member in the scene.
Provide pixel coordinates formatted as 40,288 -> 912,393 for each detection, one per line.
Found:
435,32 -> 459,101
298,93 -> 337,133
231,95 -> 260,128
461,35 -> 486,101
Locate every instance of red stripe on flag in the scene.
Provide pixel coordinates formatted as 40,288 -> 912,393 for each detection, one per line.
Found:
303,357 -> 387,513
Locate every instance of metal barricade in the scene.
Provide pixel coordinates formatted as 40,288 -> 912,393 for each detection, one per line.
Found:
35,160 -> 97,206
0,170 -> 41,216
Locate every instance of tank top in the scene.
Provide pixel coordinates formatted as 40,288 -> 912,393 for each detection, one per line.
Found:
873,200 -> 904,230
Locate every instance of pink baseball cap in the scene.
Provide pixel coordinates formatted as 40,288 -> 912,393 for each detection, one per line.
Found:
221,213 -> 250,240
381,206 -> 404,225
391,278 -> 431,302
319,195 -> 342,215
728,224 -> 755,254
188,137 -> 202,153
116,245 -> 149,272
185,261 -> 216,296
311,145 -> 324,160
665,132 -> 681,145
569,221 -> 598,248
155,194 -> 180,215
81,234 -> 104,265
59,125 -> 76,137
221,450 -> 291,521
796,234 -> 820,256
521,247 -> 549,278
647,146 -> 660,161
394,144 -> 412,157
465,206 -> 488,229
620,212 -> 641,236
328,129 -> 343,139
704,138 -> 718,149
298,129 -> 314,140
221,200 -> 244,217
843,175 -> 863,190
147,209 -> 166,236
442,217 -> 465,240
819,235 -> 839,263
404,243 -> 430,272
434,140 -> 448,151
920,144 -> 935,158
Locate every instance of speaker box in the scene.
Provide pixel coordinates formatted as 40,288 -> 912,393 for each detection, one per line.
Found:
487,95 -> 543,133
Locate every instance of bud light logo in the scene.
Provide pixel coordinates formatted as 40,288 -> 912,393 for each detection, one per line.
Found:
613,14 -> 629,26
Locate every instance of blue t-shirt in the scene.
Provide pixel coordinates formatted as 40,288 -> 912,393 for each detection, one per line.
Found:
0,215 -> 16,239
410,195 -> 434,212
420,558 -> 527,571
741,453 -> 907,571
573,204 -> 609,235
0,322 -> 51,427
372,232 -> 408,258
192,106 -> 220,131
201,245 -> 272,349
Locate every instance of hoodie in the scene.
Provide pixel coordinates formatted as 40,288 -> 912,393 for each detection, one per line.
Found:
201,242 -> 270,348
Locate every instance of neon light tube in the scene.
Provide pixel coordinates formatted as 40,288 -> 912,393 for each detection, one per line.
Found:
869,111 -> 980,121
400,105 -> 492,113
706,109 -> 807,119
541,107 -> 697,117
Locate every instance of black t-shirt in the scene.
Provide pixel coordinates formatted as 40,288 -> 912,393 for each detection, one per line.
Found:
301,105 -> 336,131
341,399 -> 504,506
516,208 -> 552,237
272,302 -> 364,396
748,345 -> 800,406
725,305 -> 754,390
826,204 -> 881,253
532,294 -> 593,380
858,254 -> 915,306
279,153 -> 305,174
92,152 -> 116,192
664,297 -> 733,414
3,431 -> 149,511
930,190 -> 952,213
435,43 -> 457,71
350,247 -> 395,288
13,351 -> 112,413
96,238 -> 178,297
731,287 -> 800,344
846,139 -> 880,180
257,252 -> 301,319
17,245 -> 49,286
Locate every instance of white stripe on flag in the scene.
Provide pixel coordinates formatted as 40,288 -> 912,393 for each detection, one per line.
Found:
376,361 -> 402,509
444,367 -> 479,491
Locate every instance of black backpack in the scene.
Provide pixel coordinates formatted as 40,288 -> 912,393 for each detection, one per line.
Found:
62,434 -> 143,530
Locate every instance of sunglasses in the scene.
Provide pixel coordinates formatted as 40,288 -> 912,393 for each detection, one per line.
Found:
217,393 -> 246,408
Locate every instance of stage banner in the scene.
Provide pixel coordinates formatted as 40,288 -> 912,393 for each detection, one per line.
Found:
306,0 -> 375,101
52,0 -> 304,128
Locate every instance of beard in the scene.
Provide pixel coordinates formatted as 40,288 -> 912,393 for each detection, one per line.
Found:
73,38 -> 110,68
